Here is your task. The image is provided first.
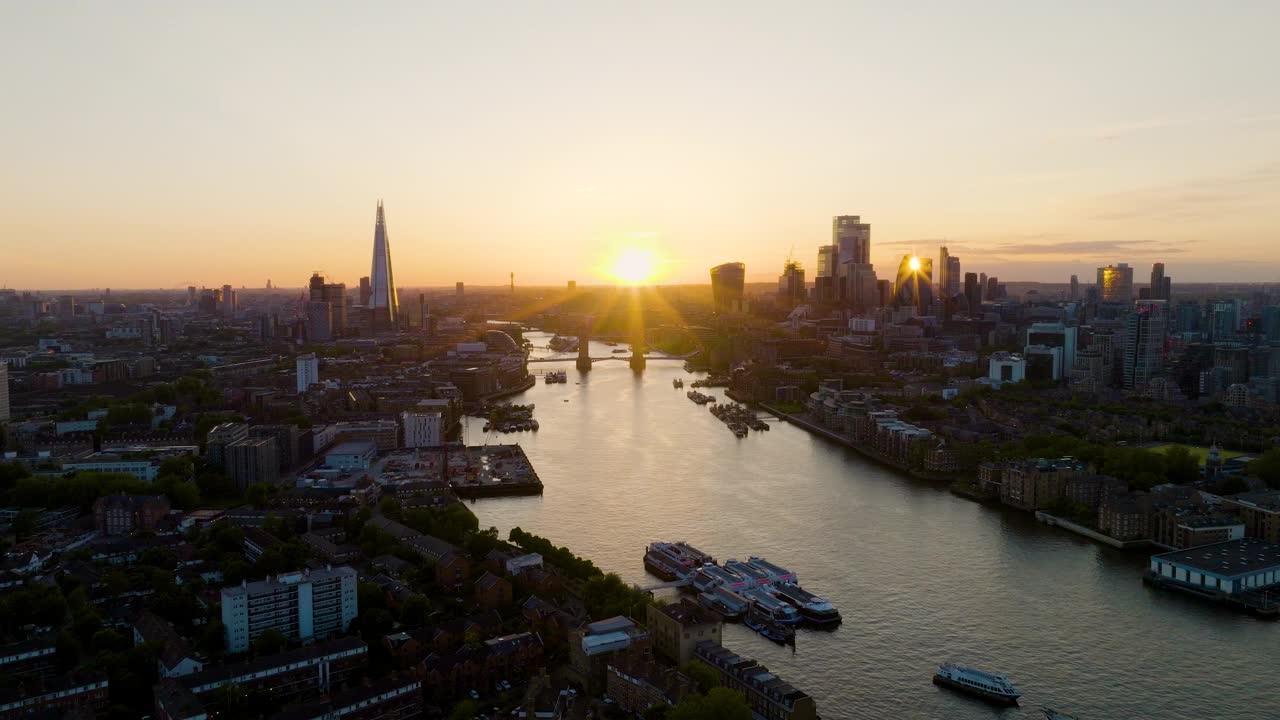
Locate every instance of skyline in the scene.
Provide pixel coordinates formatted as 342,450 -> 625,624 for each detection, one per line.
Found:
3,3 -> 1279,288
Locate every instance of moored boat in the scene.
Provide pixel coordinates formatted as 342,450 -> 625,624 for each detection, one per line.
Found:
932,663 -> 1021,706
772,582 -> 840,625
740,587 -> 802,625
697,586 -> 748,621
644,542 -> 715,580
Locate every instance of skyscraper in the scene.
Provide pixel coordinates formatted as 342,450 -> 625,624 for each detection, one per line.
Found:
815,244 -> 838,304
777,261 -> 805,305
369,201 -> 398,326
939,247 -> 961,298
1123,300 -> 1168,390
964,272 -> 980,316
1069,275 -> 1079,300
833,216 -> 870,305
358,276 -> 371,306
710,262 -> 746,314
892,255 -> 933,313
1149,263 -> 1165,300
1096,264 -> 1134,303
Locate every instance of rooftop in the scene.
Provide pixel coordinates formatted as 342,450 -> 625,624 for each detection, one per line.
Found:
1153,538 -> 1280,577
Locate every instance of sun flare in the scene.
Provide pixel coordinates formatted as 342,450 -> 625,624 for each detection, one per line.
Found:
610,248 -> 658,285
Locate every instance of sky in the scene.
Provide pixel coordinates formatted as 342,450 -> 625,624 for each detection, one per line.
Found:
2,1 -> 1278,290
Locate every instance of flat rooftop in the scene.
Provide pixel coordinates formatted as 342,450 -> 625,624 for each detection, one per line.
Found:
1153,538 -> 1280,577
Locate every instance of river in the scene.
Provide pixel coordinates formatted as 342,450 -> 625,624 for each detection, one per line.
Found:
463,332 -> 1276,720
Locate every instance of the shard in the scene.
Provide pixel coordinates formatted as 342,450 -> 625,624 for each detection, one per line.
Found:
369,200 -> 398,326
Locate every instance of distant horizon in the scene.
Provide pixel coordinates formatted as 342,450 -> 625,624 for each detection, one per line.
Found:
4,5 -> 1279,288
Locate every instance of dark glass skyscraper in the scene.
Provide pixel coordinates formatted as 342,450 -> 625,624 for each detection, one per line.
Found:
370,201 -> 398,325
892,255 -> 933,313
710,262 -> 746,314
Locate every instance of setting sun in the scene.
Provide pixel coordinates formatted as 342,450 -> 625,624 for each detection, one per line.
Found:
610,248 -> 658,285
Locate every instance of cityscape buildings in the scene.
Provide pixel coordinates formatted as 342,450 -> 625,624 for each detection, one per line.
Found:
1097,263 -> 1135,303
220,567 -> 358,653
892,255 -> 933,313
369,201 -> 398,329
1123,299 -> 1169,390
296,353 -> 320,393
710,262 -> 746,314
777,261 -> 806,306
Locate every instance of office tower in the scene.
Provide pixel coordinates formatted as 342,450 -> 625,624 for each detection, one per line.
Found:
221,566 -> 358,653
0,364 -> 9,423
187,286 -> 197,306
832,216 -> 870,264
225,437 -> 279,491
1211,301 -> 1239,342
401,411 -> 443,448
1123,300 -> 1168,389
306,301 -> 332,342
325,283 -> 347,333
1161,276 -> 1172,301
815,244 -> 838,304
206,422 -> 249,469
369,201 -> 398,326
358,276 -> 371,306
1026,322 -> 1079,376
892,255 -> 934,313
985,276 -> 999,300
848,264 -> 880,311
816,244 -> 837,278
1175,301 -> 1201,334
833,216 -> 870,305
567,280 -> 577,291
964,272 -> 980,315
58,295 -> 75,320
418,293 -> 428,329
876,279 -> 893,307
777,261 -> 805,305
939,247 -> 960,298
1263,306 -> 1280,344
1150,263 -> 1165,301
456,282 -> 465,298
1069,275 -> 1079,300
296,353 -> 320,393
1096,264 -> 1134,303
221,284 -> 236,317
710,262 -> 746,314
978,272 -> 987,297
266,278 -> 273,289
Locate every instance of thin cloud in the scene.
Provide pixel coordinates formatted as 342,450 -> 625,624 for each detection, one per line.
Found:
1089,162 -> 1280,221
991,239 -> 1189,256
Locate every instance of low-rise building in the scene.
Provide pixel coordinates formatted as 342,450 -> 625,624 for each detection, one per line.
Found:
325,441 -> 377,471
646,600 -> 722,666
1222,491 -> 1280,543
94,494 -> 171,535
694,641 -> 818,720
1149,538 -> 1280,596
569,616 -> 651,694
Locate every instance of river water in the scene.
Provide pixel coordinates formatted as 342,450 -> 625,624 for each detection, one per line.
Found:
464,333 -> 1277,720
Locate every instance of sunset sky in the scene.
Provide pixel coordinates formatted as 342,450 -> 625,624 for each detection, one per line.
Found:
2,2 -> 1278,289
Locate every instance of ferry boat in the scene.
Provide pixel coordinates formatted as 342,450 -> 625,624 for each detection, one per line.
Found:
723,559 -> 773,586
932,664 -> 1021,706
644,542 -> 715,581
691,564 -> 749,592
740,587 -> 802,625
744,607 -> 795,644
673,378 -> 684,388
744,556 -> 798,585
697,586 -> 748,621
548,335 -> 579,353
1042,710 -> 1078,720
771,583 -> 840,625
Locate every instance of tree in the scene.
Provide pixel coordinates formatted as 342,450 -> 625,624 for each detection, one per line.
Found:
11,509 -> 38,539
450,700 -> 479,720
252,629 -> 288,656
378,496 -> 403,520
102,570 -> 130,598
668,688 -> 751,720
1248,448 -> 1280,489
246,483 -> 271,508
167,481 -> 201,510
680,660 -> 720,694
1162,446 -> 1200,485
399,594 -> 432,627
